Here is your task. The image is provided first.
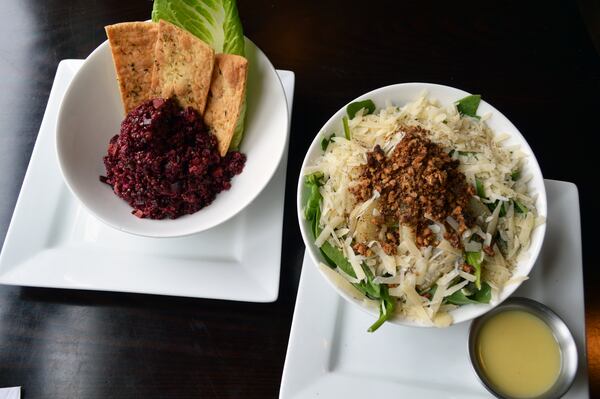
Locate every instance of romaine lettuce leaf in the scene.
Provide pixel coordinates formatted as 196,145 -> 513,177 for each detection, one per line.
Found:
152,0 -> 247,150
152,0 -> 245,56
229,99 -> 246,150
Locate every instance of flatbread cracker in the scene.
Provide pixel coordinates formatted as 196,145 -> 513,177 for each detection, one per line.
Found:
105,22 -> 158,114
151,20 -> 215,114
203,53 -> 249,156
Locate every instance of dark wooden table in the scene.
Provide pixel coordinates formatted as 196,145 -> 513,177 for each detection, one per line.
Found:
0,1 -> 598,397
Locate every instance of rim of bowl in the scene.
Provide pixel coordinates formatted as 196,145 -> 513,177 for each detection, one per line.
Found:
56,37 -> 289,238
468,297 -> 578,399
297,82 -> 547,327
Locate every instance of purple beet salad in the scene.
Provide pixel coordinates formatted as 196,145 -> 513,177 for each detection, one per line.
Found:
100,98 -> 246,219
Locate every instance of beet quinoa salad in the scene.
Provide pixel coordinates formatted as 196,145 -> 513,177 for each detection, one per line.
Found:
101,98 -> 246,219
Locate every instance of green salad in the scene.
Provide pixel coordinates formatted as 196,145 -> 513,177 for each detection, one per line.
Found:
304,94 -> 540,331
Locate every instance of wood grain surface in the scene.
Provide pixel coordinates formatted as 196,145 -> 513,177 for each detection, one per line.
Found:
0,1 -> 598,397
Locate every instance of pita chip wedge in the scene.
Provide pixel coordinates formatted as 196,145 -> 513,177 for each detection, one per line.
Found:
152,20 -> 215,114
105,22 -> 158,114
203,53 -> 249,156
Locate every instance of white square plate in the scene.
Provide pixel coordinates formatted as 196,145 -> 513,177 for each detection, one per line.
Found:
281,180 -> 589,398
0,60 -> 295,302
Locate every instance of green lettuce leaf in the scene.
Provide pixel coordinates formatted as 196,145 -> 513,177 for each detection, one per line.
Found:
346,99 -> 376,119
455,94 -> 481,119
303,172 -> 393,332
152,0 -> 245,56
445,282 -> 491,305
229,100 -> 246,150
465,251 -> 483,289
152,0 -> 247,150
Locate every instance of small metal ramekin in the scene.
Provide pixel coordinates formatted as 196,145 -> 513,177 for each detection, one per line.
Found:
468,297 -> 578,399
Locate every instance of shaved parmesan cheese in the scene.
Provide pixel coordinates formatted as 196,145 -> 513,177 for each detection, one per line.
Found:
402,231 -> 422,259
484,233 -> 493,247
344,241 -> 366,281
506,275 -> 529,285
335,266 -> 360,284
444,280 -> 469,296
437,269 -> 460,287
318,263 -> 366,300
433,312 -> 453,327
518,212 -> 535,249
374,274 -> 403,284
389,285 -> 404,297
464,241 -> 482,252
371,243 -> 397,275
446,216 -> 459,231
428,278 -> 448,316
458,271 -> 477,282
437,239 -> 462,256
486,201 -> 502,236
315,216 -> 343,247
402,281 -> 432,324
314,226 -> 333,248
352,191 -> 380,219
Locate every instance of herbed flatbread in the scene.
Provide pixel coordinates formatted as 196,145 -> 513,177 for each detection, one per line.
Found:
203,53 -> 249,156
151,20 -> 215,114
105,22 -> 158,114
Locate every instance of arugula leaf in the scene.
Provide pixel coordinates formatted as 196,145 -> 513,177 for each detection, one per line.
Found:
499,202 -> 507,217
511,170 -> 521,181
321,133 -> 336,151
445,282 -> 490,305
152,0 -> 247,149
455,94 -> 481,119
465,251 -> 483,290
312,196 -> 321,238
304,173 -> 358,279
356,264 -> 381,299
305,172 -> 324,186
346,99 -> 376,119
368,286 -> 395,332
319,242 -> 355,274
496,235 -> 508,255
445,289 -> 480,305
342,116 -> 351,140
475,178 -> 485,198
303,169 -> 393,332
304,173 -> 323,223
319,242 -> 386,306
420,284 -> 437,298
320,241 -> 384,303
487,200 -> 507,217
472,282 -> 492,303
514,200 -> 528,214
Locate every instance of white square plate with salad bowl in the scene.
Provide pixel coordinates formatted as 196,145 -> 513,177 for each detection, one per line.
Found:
56,1 -> 289,238
282,179 -> 588,398
0,60 -> 294,301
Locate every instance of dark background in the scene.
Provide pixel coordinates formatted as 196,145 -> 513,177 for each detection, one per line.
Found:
1,0 -> 598,397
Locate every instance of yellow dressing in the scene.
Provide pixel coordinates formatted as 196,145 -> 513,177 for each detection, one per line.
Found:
476,310 -> 561,398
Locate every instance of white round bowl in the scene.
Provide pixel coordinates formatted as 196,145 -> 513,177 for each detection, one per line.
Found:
56,38 -> 288,238
297,83 -> 547,327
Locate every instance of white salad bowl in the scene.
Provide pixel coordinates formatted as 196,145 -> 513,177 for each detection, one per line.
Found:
56,38 -> 288,237
297,83 -> 547,328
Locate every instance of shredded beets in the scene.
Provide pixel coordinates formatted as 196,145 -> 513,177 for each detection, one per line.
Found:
101,98 -> 246,219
